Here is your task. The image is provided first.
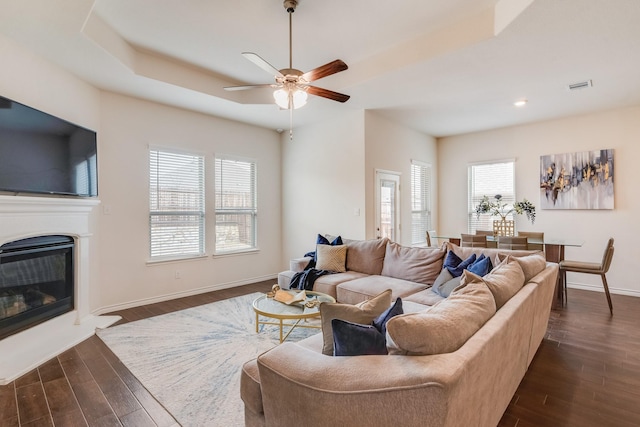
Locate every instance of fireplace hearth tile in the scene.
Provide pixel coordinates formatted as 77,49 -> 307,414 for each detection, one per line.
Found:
0,311 -> 120,385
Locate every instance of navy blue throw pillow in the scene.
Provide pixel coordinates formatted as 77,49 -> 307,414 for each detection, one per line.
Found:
467,254 -> 493,277
332,319 -> 388,356
372,298 -> 403,337
317,234 -> 343,246
314,234 -> 343,261
443,250 -> 463,269
332,299 -> 403,356
446,254 -> 476,278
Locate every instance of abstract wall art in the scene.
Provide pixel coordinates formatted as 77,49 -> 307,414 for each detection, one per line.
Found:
540,148 -> 614,210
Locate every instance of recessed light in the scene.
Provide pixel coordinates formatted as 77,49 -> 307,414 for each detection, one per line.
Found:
513,99 -> 528,107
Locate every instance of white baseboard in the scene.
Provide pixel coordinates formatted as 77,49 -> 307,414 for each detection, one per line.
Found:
92,273 -> 278,315
567,282 -> 640,298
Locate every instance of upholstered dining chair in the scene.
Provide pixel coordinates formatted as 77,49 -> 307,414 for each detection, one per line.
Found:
497,236 -> 528,250
461,233 -> 487,248
475,230 -> 497,248
559,237 -> 614,314
517,231 -> 544,251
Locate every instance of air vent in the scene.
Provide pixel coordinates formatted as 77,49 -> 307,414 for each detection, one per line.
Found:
567,80 -> 593,91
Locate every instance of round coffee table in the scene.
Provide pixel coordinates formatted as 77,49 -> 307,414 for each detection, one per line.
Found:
252,290 -> 335,342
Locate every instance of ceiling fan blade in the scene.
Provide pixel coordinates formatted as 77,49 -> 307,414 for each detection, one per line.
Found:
224,84 -> 277,91
242,52 -> 284,78
306,86 -> 350,103
301,60 -> 348,83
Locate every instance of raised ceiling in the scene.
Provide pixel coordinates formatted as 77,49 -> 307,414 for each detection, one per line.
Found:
1,0 -> 639,137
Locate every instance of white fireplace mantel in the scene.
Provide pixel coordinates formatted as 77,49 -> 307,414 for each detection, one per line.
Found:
0,195 -> 120,385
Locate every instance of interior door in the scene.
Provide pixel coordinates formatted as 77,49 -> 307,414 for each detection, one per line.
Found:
375,170 -> 401,242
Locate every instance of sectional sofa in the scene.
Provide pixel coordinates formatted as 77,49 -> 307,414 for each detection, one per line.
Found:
241,238 -> 559,427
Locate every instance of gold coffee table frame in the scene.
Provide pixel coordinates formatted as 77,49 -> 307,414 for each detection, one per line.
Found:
252,290 -> 335,343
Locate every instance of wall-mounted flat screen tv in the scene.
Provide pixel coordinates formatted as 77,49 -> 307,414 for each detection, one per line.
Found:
0,95 -> 97,197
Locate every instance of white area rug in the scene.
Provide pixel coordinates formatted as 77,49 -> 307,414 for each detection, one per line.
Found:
97,292 -> 319,427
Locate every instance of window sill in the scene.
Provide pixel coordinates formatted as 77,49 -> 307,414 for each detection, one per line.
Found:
212,248 -> 260,258
146,254 -> 208,266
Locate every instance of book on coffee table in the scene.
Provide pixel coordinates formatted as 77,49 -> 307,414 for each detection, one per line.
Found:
274,289 -> 307,305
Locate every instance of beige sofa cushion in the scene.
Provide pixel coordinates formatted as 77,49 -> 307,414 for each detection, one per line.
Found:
403,288 -> 445,307
312,271 -> 369,300
386,280 -> 496,355
316,244 -> 347,272
320,289 -> 392,356
495,252 -> 546,282
336,275 -> 427,305
464,255 -> 526,309
380,242 -> 446,285
343,238 -> 388,275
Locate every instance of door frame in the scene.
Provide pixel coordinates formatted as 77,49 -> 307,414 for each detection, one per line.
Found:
374,169 -> 401,243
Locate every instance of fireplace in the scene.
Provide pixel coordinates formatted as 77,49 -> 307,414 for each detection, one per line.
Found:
0,235 -> 75,340
0,195 -> 120,385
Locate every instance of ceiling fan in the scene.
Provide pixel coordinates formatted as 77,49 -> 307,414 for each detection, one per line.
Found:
224,0 -> 350,112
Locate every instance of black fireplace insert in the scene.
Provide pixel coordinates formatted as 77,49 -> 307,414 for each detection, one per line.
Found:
0,235 -> 74,340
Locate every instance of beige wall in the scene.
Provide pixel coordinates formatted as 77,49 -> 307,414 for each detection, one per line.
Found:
438,106 -> 640,295
97,92 -> 282,311
364,111 -> 438,244
280,110 -> 439,262
281,111 -> 366,262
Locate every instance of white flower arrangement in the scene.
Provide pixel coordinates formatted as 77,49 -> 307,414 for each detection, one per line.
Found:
475,194 -> 536,224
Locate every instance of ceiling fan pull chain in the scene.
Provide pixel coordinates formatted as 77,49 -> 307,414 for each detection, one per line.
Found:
289,106 -> 294,141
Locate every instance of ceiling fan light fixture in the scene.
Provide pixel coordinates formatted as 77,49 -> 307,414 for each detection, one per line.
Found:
273,87 -> 307,109
292,89 -> 307,108
224,0 -> 349,140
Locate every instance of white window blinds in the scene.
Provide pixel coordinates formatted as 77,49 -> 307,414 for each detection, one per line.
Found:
149,148 -> 205,259
411,161 -> 432,245
73,153 -> 97,197
468,160 -> 515,233
215,156 -> 257,254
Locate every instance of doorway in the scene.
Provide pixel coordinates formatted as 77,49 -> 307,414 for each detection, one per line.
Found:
375,170 -> 401,242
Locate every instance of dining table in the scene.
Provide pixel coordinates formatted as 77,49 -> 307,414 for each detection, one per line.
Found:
431,234 -> 583,263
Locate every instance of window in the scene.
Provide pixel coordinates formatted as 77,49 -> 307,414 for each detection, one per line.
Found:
149,148 -> 205,259
73,153 -> 97,196
468,160 -> 515,233
215,155 -> 257,254
411,160 -> 432,245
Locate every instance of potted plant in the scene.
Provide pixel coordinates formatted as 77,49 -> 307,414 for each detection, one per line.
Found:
475,195 -> 536,236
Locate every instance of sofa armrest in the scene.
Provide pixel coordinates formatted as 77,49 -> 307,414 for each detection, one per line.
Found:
240,359 -> 265,427
290,256 -> 312,272
256,342 -> 459,427
241,359 -> 264,417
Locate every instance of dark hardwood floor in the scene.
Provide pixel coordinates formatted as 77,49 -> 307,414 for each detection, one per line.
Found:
1,281 -> 639,426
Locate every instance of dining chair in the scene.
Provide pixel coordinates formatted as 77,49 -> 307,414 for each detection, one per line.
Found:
559,237 -> 614,314
497,236 -> 528,250
475,230 -> 497,248
461,233 -> 487,248
517,231 -> 544,251
425,230 -> 438,247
